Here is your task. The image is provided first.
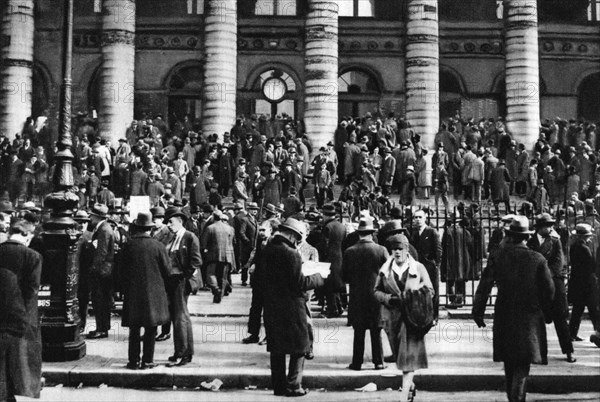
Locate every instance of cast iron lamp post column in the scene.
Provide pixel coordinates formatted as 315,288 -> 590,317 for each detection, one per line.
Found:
40,0 -> 86,362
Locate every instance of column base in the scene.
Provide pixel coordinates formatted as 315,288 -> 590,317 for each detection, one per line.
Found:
42,323 -> 87,362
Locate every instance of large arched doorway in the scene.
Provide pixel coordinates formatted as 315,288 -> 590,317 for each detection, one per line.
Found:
578,72 -> 600,121
251,68 -> 298,118
439,70 -> 463,120
166,63 -> 203,129
338,68 -> 381,119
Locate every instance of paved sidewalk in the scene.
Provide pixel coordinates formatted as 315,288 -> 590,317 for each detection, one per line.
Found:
43,279 -> 600,393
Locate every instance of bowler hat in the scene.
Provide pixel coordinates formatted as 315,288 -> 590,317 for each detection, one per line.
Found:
233,201 -> 245,210
380,220 -> 407,237
507,216 -> 533,235
572,223 -> 594,236
535,213 -> 555,226
279,218 -> 304,239
131,211 -> 155,229
164,207 -> 187,222
90,203 -> 109,218
0,200 -> 15,213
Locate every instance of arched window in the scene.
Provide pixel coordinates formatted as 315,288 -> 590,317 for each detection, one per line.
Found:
338,0 -> 375,17
338,68 -> 381,118
251,68 -> 298,118
578,73 -> 600,121
439,70 -> 463,119
255,0 -> 297,16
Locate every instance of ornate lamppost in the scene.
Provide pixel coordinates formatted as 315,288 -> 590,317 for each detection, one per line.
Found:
39,0 -> 86,362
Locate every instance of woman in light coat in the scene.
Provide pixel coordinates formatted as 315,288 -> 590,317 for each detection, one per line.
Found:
375,234 -> 433,402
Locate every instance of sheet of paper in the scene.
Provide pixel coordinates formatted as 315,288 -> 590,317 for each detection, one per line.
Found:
302,261 -> 331,278
129,196 -> 151,221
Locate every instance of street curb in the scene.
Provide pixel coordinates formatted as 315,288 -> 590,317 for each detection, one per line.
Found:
42,367 -> 600,393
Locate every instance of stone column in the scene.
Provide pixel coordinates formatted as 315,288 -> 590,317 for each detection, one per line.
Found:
98,0 -> 136,143
202,0 -> 237,139
405,0 -> 439,150
504,0 -> 540,150
0,0 -> 34,140
304,0 -> 338,155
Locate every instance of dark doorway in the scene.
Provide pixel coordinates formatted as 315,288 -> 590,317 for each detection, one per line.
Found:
578,72 -> 600,122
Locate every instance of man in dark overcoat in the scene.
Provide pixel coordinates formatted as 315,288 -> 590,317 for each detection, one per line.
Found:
441,214 -> 472,308
568,224 -> 600,342
261,218 -> 325,396
0,220 -> 42,401
490,160 -> 512,213
320,204 -> 347,317
342,217 -> 389,370
409,209 -> 442,320
527,213 -> 575,362
121,212 -> 172,369
164,207 -> 202,366
239,202 -> 259,286
86,204 -> 115,339
473,216 -> 554,402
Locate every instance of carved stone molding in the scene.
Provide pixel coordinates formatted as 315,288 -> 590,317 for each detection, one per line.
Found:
443,40 -> 503,55
101,30 -> 135,46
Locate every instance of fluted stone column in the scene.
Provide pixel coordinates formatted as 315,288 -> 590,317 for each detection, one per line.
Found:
202,0 -> 237,139
0,0 -> 34,139
504,0 -> 540,150
304,0 -> 338,154
405,0 -> 439,150
98,0 -> 135,143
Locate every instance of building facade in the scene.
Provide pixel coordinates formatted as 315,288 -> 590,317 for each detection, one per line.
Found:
1,0 -> 599,149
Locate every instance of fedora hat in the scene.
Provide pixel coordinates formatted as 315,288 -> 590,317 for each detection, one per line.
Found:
356,217 -> 376,233
233,201 -> 245,210
131,211 -> 155,230
535,213 -> 555,227
572,223 -> 594,236
73,210 -> 91,223
246,202 -> 259,210
164,207 -> 187,223
150,206 -> 165,218
379,220 -> 406,237
279,218 -> 304,239
386,234 -> 410,250
263,203 -> 278,215
90,203 -> 109,218
322,204 -> 336,216
507,216 -> 533,235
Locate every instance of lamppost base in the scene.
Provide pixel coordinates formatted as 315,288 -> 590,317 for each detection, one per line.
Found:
42,321 -> 86,362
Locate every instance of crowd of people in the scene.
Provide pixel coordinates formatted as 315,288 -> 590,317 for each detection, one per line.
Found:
1,109 -> 600,402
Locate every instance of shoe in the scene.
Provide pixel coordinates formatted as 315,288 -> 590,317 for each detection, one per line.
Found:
140,362 -> 158,370
167,355 -> 179,362
274,390 -> 286,396
242,335 -> 259,344
445,303 -> 460,310
125,362 -> 139,370
155,333 -> 171,342
571,336 -> 583,342
347,364 -> 361,371
168,355 -> 192,367
258,337 -> 267,346
566,353 -> 577,363
374,364 -> 386,370
213,295 -> 222,304
286,388 -> 308,397
384,355 -> 396,363
408,383 -> 416,402
86,331 -> 108,339
305,351 -> 314,360
241,282 -> 247,287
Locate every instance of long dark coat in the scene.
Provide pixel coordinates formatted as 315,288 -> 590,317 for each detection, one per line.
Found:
473,243 -> 554,364
261,235 -> 324,354
490,165 -> 511,201
441,225 -> 473,281
321,217 -> 347,289
568,239 -> 599,305
121,234 -> 171,327
0,240 -> 43,399
342,239 -> 389,328
263,176 -> 282,206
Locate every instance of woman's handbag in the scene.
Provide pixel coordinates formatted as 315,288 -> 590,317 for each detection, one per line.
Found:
402,286 -> 435,338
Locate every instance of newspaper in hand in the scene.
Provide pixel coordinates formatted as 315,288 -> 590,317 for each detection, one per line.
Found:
302,261 -> 331,278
